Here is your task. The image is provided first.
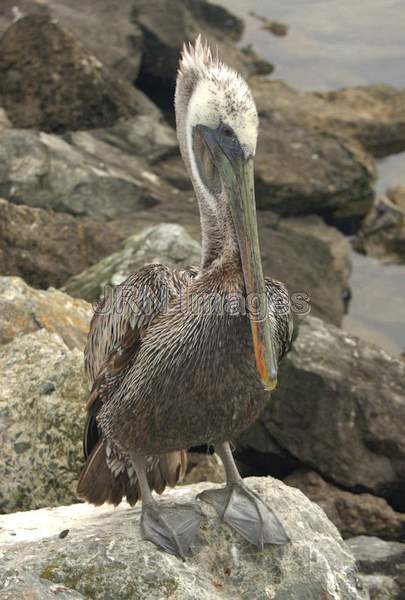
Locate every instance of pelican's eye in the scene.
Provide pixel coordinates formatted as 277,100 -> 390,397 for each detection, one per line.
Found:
220,124 -> 236,141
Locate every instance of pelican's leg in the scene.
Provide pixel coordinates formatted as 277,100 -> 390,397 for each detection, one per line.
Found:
197,442 -> 289,549
132,455 -> 202,559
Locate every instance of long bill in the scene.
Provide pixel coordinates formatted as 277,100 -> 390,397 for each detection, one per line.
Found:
197,124 -> 278,391
227,156 -> 278,391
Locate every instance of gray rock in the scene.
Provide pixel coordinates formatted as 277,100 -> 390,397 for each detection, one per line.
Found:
285,469 -> 405,542
276,216 -> 352,289
0,478 -> 368,599
353,188 -> 405,264
347,536 -> 405,572
252,88 -> 375,228
0,276 -> 91,350
0,128 -> 176,219
0,198 -> 124,288
357,575 -> 400,600
251,79 -> 405,158
347,536 -> 405,599
0,330 -> 87,513
265,215 -> 352,325
245,316 -> 405,505
316,86 -> 405,157
0,14 -> 153,132
0,0 -> 143,84
86,113 -> 178,163
64,223 -> 201,302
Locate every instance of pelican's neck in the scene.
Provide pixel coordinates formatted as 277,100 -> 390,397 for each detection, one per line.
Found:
194,186 -> 224,269
175,94 -> 240,271
197,186 -> 242,272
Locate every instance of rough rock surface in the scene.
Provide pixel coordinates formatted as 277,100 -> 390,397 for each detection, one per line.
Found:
353,188 -> 405,264
0,0 -> 143,83
286,470 -> 405,542
251,78 -> 405,158
64,224 -> 202,302
0,277 -> 91,350
0,15 -> 153,132
246,316 -> 405,507
0,198 -> 124,288
0,478 -> 367,599
0,128 -> 176,219
347,536 -> 405,600
265,215 -> 352,324
0,330 -> 87,513
85,113 -> 178,163
316,86 -> 405,157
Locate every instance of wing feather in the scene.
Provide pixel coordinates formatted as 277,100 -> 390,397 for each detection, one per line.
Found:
265,277 -> 294,361
83,264 -> 198,459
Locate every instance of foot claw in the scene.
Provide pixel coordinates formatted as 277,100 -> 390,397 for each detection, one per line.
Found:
198,482 -> 289,548
141,502 -> 203,559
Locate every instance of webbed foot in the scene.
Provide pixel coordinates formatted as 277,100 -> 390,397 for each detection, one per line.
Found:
141,501 -> 203,559
197,482 -> 289,549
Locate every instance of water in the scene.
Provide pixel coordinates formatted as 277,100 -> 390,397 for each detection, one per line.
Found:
218,0 -> 405,90
375,151 -> 405,195
345,154 -> 405,355
343,253 -> 405,355
218,0 -> 405,355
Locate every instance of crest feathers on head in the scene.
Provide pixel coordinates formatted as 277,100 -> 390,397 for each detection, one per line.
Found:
178,34 -> 220,78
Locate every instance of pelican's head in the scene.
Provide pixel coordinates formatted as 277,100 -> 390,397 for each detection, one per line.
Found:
175,36 -> 258,196
175,37 -> 278,392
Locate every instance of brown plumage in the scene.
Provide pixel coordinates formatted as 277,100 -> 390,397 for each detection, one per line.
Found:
77,37 -> 293,557
77,264 -> 291,505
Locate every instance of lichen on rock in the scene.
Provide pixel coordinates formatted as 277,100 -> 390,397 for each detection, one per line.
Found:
0,329 -> 88,513
0,478 -> 368,599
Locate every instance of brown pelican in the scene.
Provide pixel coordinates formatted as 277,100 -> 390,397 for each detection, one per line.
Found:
78,37 -> 293,558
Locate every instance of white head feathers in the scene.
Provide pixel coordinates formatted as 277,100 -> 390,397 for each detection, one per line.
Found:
176,35 -> 259,159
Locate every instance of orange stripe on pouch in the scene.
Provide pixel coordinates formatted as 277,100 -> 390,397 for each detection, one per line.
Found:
251,322 -> 278,392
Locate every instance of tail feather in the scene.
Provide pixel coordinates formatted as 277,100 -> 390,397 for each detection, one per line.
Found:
77,442 -> 187,507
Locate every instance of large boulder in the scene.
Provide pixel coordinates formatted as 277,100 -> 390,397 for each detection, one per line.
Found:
244,316 -> 405,508
0,128 -> 177,219
264,215 -> 352,325
64,223 -> 201,302
0,478 -> 368,599
286,470 -> 405,542
0,198 -> 124,288
0,0 -> 143,83
347,536 -> 405,600
250,79 -> 375,230
0,277 -> 91,350
84,113 -> 178,163
251,79 -> 405,158
316,86 -> 405,157
353,188 -> 405,264
0,330 -> 87,513
0,14 -> 154,132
